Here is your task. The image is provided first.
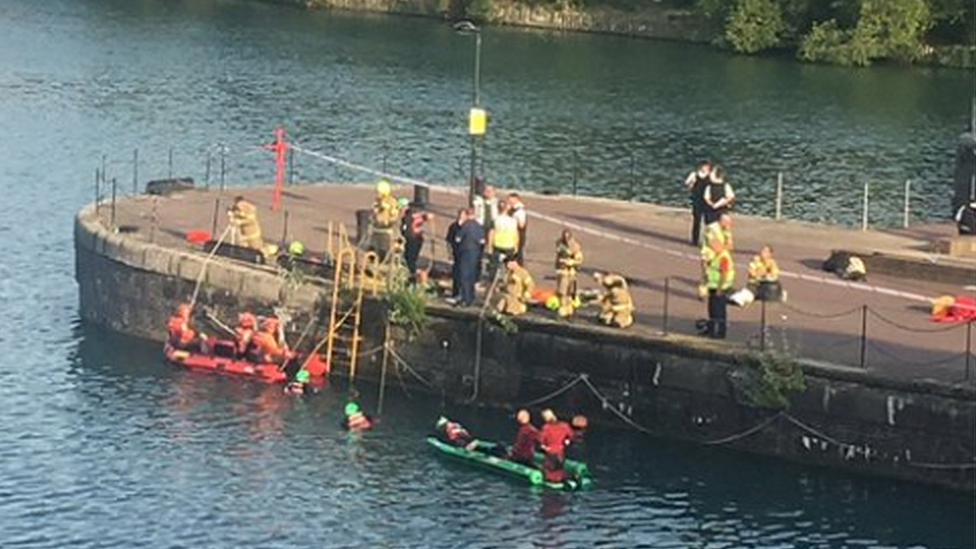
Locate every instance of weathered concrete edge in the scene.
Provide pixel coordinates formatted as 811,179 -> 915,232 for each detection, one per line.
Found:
429,304 -> 976,401
75,204 -> 327,323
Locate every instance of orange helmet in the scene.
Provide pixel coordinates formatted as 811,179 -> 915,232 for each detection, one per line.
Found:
176,303 -> 192,319
261,317 -> 280,332
238,312 -> 256,329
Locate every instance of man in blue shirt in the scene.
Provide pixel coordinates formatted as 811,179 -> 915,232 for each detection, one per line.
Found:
454,208 -> 486,307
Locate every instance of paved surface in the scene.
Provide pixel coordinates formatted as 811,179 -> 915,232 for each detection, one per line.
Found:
101,182 -> 976,385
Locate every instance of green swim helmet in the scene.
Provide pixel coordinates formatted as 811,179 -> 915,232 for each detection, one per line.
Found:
344,402 -> 360,417
295,369 -> 310,383
288,240 -> 305,256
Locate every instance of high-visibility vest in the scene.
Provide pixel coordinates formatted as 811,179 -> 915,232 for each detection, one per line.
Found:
493,214 -> 519,250
706,249 -> 735,290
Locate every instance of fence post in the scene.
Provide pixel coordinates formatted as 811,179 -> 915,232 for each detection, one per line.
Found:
775,172 -> 783,221
628,151 -> 636,201
966,321 -> 973,382
572,150 -> 579,196
150,196 -> 157,243
205,151 -> 212,190
288,148 -> 295,186
111,177 -> 117,228
211,198 -> 221,238
903,179 -> 911,229
282,210 -> 290,244
662,277 -> 670,335
859,305 -> 868,368
219,145 -> 226,191
760,298 -> 767,351
132,149 -> 139,195
861,181 -> 870,231
168,147 -> 174,179
94,168 -> 100,216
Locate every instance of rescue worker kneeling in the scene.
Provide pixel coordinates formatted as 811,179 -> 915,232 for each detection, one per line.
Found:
594,272 -> 634,328
248,317 -> 293,365
167,303 -> 209,352
496,260 -> 535,316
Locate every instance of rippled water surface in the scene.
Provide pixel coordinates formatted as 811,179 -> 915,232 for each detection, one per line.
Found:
0,1 -> 973,547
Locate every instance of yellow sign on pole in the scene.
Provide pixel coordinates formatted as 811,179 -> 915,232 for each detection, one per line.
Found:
469,108 -> 487,136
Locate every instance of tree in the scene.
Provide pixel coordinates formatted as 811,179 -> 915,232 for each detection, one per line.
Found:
726,0 -> 787,54
799,0 -> 932,66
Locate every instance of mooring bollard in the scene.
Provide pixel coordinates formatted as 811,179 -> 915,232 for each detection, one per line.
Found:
861,181 -> 870,231
903,179 -> 911,229
775,172 -> 784,221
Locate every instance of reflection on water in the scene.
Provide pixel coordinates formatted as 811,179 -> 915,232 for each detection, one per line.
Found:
0,324 -> 964,548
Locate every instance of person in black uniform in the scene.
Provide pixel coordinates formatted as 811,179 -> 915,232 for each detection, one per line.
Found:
454,208 -> 486,307
703,166 -> 735,227
445,208 -> 466,300
956,200 -> 976,235
400,203 -> 433,282
684,160 -> 711,246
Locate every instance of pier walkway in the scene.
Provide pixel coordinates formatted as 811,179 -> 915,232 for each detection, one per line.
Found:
101,182 -> 975,385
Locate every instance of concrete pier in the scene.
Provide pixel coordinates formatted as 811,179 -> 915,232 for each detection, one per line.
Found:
74,182 -> 976,490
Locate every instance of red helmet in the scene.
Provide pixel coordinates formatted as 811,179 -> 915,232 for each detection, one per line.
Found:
238,313 -> 256,329
176,304 -> 192,319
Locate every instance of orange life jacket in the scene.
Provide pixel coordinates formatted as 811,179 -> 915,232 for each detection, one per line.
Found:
167,316 -> 195,347
251,331 -> 284,363
347,412 -> 372,431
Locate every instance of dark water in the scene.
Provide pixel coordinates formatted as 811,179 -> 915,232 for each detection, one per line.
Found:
0,1 -> 973,547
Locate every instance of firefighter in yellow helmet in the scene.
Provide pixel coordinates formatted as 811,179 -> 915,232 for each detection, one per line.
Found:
554,229 -> 583,318
496,259 -> 535,316
595,272 -> 634,328
228,196 -> 264,250
369,180 -> 401,259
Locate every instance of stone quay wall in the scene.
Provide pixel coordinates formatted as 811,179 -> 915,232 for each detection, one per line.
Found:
74,203 -> 975,491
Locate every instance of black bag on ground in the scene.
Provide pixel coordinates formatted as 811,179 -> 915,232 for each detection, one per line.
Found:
823,251 -> 866,281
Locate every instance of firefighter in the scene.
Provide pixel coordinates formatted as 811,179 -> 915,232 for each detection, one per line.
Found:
554,229 -> 583,318
595,272 -> 634,328
369,180 -> 401,259
249,317 -> 291,364
228,196 -> 264,250
166,303 -> 208,352
496,259 -> 534,316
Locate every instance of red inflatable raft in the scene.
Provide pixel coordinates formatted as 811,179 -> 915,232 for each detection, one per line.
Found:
164,340 -> 329,383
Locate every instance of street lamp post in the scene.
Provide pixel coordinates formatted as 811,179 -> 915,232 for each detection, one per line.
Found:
454,20 -> 484,206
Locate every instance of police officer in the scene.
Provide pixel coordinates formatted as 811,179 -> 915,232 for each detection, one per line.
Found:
496,259 -> 534,316
554,229 -> 583,318
684,161 -> 711,246
454,208 -> 485,307
595,272 -> 634,328
703,166 -> 735,226
369,180 -> 401,260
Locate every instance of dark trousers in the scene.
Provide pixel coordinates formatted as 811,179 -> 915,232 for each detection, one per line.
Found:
458,249 -> 479,306
707,288 -> 728,339
404,236 -> 423,277
691,200 -> 705,245
516,231 -> 526,266
450,248 -> 461,297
